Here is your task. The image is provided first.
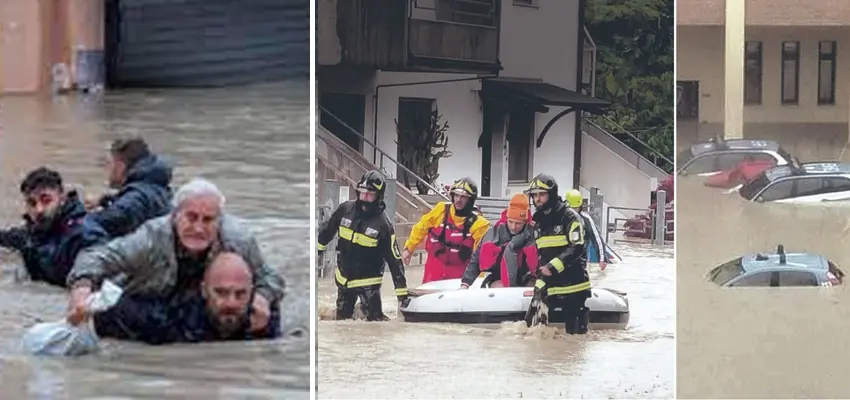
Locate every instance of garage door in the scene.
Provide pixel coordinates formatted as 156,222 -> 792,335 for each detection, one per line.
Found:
105,0 -> 309,87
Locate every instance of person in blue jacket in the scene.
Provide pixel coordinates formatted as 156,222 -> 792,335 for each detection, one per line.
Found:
0,167 -> 108,287
87,137 -> 173,238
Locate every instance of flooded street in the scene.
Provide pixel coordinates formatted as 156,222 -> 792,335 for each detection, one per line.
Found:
677,176 -> 850,399
317,243 -> 674,399
0,83 -> 310,398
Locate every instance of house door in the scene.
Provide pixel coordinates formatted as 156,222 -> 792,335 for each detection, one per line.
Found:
320,93 -> 366,152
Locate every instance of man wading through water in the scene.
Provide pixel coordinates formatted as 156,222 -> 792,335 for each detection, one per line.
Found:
524,174 -> 592,335
402,178 -> 490,283
0,167 -> 108,287
86,137 -> 174,238
66,178 -> 285,338
94,251 -> 281,343
317,170 -> 409,321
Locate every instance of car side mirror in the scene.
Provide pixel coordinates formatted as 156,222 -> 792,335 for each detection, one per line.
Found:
756,196 -> 765,203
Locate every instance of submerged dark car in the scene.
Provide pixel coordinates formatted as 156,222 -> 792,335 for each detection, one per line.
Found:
708,245 -> 845,287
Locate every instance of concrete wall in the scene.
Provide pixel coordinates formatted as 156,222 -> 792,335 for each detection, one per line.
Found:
581,132 -> 655,210
1,0 -> 48,93
0,0 -> 102,93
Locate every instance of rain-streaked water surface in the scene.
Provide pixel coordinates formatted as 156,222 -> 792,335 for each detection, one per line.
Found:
0,83 -> 310,398
677,171 -> 850,399
318,243 -> 674,399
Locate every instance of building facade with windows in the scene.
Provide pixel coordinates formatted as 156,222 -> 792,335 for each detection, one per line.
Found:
677,0 -> 850,152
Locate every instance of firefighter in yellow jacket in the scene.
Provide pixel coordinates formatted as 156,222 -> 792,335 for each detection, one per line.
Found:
401,178 -> 490,283
317,170 -> 409,321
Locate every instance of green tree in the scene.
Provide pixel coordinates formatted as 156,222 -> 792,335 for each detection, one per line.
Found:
586,0 -> 674,172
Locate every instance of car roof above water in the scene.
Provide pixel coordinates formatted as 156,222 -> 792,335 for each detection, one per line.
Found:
690,139 -> 779,157
763,162 -> 850,181
741,252 -> 827,272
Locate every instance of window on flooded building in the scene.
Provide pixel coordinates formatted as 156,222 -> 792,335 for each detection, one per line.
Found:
781,41 -> 800,105
744,41 -> 762,105
818,41 -> 837,105
507,109 -> 534,183
513,0 -> 537,7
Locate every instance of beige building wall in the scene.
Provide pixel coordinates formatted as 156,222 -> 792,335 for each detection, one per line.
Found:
678,25 -> 850,158
0,0 -> 47,93
0,0 -> 102,94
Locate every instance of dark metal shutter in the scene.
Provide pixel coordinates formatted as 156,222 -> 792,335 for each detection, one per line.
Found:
106,0 -> 309,87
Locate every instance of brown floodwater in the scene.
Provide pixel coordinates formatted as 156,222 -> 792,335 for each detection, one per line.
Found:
317,243 -> 674,399
677,175 -> 850,399
0,84 -> 310,398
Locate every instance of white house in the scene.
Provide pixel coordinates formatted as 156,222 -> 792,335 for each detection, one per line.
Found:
318,0 -> 664,213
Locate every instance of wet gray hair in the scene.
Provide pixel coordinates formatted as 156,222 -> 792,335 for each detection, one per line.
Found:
172,178 -> 226,210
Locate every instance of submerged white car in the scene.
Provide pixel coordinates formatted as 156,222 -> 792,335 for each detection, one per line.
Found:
737,162 -> 850,204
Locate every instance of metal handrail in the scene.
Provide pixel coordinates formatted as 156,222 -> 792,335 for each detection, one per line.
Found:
587,114 -> 673,167
316,149 -> 417,218
319,105 -> 450,202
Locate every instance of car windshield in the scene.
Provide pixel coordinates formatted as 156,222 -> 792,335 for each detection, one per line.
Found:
709,258 -> 745,285
739,173 -> 771,200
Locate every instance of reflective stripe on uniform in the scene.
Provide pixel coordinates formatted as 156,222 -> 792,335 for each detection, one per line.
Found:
568,220 -> 584,245
534,278 -> 591,295
549,258 -> 565,273
548,281 -> 591,295
339,226 -> 378,247
335,268 -> 383,288
536,235 -> 569,248
390,234 -> 402,259
395,288 -> 408,296
317,242 -> 327,251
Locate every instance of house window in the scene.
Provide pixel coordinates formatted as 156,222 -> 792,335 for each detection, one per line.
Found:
818,41 -> 837,105
781,41 -> 800,105
744,41 -> 762,105
507,109 -> 534,182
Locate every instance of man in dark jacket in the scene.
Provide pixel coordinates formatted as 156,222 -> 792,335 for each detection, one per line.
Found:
317,170 -> 409,321
524,174 -> 591,335
0,167 -> 108,287
87,138 -> 173,238
93,252 -> 281,344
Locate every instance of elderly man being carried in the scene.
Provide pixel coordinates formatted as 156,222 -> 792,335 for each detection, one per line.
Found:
65,178 -> 286,342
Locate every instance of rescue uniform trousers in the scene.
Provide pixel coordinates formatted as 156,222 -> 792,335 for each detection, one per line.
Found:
546,291 -> 590,334
335,285 -> 388,321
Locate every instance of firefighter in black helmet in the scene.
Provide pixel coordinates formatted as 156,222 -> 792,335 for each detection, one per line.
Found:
317,170 -> 409,321
524,173 -> 591,334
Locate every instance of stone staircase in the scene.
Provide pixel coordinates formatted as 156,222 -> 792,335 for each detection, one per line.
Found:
316,125 -> 436,243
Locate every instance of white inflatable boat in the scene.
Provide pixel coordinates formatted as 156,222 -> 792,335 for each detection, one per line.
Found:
399,272 -> 630,329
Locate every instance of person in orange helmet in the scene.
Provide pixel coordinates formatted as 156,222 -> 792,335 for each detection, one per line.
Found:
459,193 -> 538,289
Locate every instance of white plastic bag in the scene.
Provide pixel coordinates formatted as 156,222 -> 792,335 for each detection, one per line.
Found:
22,280 -> 124,356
